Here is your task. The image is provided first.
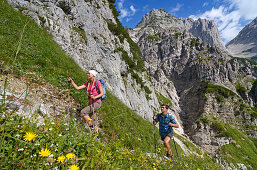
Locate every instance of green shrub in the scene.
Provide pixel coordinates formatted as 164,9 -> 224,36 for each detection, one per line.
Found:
236,83 -> 247,96
72,26 -> 88,44
203,81 -> 236,98
156,92 -> 172,107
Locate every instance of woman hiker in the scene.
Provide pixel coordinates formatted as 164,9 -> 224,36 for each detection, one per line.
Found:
153,104 -> 179,158
68,70 -> 103,133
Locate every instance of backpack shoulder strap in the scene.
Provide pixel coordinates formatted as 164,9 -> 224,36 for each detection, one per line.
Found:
168,112 -> 172,122
95,80 -> 99,89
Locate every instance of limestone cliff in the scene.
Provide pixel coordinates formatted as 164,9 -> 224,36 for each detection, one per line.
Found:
130,9 -> 257,156
226,17 -> 257,60
7,0 -> 162,122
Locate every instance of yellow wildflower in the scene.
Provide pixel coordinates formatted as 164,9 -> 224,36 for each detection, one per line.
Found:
39,148 -> 51,157
23,132 -> 37,141
185,164 -> 188,168
138,138 -> 141,141
66,153 -> 75,160
88,118 -> 92,121
68,164 -> 79,170
129,158 -> 131,161
153,162 -> 156,166
197,168 -> 200,170
57,156 -> 65,163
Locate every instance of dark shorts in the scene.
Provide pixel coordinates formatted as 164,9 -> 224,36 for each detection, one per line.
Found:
161,132 -> 173,141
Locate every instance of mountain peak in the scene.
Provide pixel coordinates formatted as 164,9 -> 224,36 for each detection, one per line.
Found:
226,17 -> 257,59
135,8 -> 178,29
134,9 -> 225,49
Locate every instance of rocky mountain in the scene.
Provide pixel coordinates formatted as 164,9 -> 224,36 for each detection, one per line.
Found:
130,8 -> 257,167
6,0 -> 164,123
226,17 -> 257,59
134,9 -> 225,50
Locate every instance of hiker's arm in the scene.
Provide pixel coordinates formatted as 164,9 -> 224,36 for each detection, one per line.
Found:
153,115 -> 157,125
90,86 -> 103,99
168,122 -> 179,128
68,77 -> 86,90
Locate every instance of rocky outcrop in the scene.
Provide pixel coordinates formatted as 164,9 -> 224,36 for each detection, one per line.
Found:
6,0 -> 162,122
130,9 -> 257,155
134,9 -> 225,50
226,17 -> 257,59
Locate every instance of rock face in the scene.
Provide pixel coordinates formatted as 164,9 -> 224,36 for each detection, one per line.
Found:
130,9 -> 257,155
7,0 -> 162,122
134,9 -> 225,50
226,17 -> 257,59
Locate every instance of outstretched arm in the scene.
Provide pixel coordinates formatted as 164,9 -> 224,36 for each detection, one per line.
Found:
68,77 -> 86,90
168,122 -> 179,128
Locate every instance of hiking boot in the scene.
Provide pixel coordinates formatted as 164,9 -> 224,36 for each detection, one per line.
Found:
166,153 -> 173,159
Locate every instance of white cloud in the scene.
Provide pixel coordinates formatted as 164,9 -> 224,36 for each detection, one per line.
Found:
203,2 -> 209,7
130,5 -> 136,15
190,0 -> 257,44
228,0 -> 257,20
170,3 -> 183,13
117,0 -> 137,21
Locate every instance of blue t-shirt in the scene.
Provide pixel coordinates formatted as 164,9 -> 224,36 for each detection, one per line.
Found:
156,112 -> 177,138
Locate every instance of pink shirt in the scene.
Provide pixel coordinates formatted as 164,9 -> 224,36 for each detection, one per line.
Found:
84,80 -> 102,103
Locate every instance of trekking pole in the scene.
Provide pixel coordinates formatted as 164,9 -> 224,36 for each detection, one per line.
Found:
67,80 -> 71,124
172,135 -> 178,156
153,114 -> 157,155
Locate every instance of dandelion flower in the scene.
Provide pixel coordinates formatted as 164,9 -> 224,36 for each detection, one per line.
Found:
23,132 -> 37,141
153,163 -> 156,166
138,138 -> 141,141
68,164 -> 79,170
197,168 -> 200,170
39,148 -> 51,157
66,153 -> 75,160
57,156 -> 65,163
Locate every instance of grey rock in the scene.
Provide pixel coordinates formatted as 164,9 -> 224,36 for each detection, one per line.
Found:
227,17 -> 257,59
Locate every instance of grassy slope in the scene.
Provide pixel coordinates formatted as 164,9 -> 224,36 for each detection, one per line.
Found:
0,1 -> 221,169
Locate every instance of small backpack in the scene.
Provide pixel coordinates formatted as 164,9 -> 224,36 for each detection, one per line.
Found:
95,79 -> 106,100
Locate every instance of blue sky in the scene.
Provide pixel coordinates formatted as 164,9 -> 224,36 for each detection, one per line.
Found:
115,0 -> 257,44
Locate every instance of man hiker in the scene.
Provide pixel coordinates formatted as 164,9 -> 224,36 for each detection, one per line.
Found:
68,70 -> 103,133
153,104 -> 179,158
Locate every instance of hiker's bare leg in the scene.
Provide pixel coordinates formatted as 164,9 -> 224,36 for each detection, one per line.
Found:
163,136 -> 172,155
83,115 -> 92,126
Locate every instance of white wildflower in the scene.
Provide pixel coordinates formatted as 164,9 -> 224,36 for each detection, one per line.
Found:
18,148 -> 24,151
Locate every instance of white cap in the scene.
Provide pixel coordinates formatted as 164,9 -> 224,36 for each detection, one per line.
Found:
88,70 -> 98,77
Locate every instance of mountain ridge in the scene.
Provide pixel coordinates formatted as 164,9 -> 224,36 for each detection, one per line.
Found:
226,17 -> 257,59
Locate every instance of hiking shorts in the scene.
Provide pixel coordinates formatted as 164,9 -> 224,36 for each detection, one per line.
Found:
161,132 -> 173,141
80,102 -> 102,118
